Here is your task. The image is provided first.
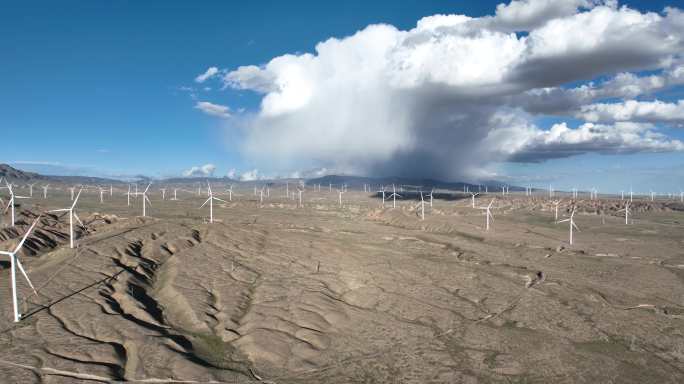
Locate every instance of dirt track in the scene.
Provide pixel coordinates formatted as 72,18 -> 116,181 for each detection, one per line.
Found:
1,187 -> 684,383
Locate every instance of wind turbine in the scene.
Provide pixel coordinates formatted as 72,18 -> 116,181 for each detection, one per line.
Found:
416,192 -> 425,220
479,199 -> 495,231
4,182 -> 30,227
170,188 -> 179,201
1,216 -> 40,322
226,185 -> 233,201
69,186 -> 76,201
338,189 -> 344,207
27,183 -> 36,197
99,187 -> 106,203
557,208 -> 580,245
160,188 -> 166,200
200,183 -> 226,223
469,192 -> 479,208
552,200 -> 562,221
42,184 -> 50,199
378,188 -> 386,207
388,185 -> 401,208
426,188 -> 434,208
618,202 -> 631,225
48,188 -> 83,249
125,185 -> 132,206
136,184 -> 152,217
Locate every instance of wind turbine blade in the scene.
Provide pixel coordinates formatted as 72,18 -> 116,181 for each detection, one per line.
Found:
144,184 -> 151,193
3,200 -> 10,214
13,216 -> 41,254
72,189 -> 83,208
73,212 -> 84,227
145,195 -> 152,206
572,222 -> 580,232
15,196 -> 30,199
558,218 -> 570,223
48,208 -> 70,213
214,197 -> 228,203
200,197 -> 211,208
15,257 -> 37,294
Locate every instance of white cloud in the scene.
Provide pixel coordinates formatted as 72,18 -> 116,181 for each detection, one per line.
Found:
491,0 -> 604,31
194,101 -> 231,118
210,2 -> 684,180
182,164 -> 216,177
239,169 -> 259,181
577,100 -> 684,124
226,168 -> 237,179
195,67 -> 219,83
486,120 -> 684,162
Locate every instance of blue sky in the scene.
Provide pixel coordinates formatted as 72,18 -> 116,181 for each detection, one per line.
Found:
2,0 -> 684,192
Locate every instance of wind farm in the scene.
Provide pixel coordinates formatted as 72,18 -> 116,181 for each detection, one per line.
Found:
3,0 -> 684,382
1,164 -> 684,383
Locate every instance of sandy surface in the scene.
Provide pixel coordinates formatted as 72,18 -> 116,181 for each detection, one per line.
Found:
1,186 -> 683,383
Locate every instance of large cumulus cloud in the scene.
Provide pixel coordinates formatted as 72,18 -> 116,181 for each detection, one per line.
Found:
201,0 -> 684,180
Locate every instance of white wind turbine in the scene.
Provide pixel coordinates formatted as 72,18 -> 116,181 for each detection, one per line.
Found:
1,216 -> 41,322
69,186 -> 76,201
552,200 -> 562,221
99,187 -> 106,203
27,183 -> 36,197
426,188 -> 434,208
388,185 -> 401,208
136,184 -> 152,217
378,188 -> 386,207
557,208 -> 580,245
160,188 -> 166,200
618,202 -> 631,225
200,183 -> 226,223
416,191 -> 426,220
469,192 -> 479,208
4,182 -> 30,227
170,188 -> 179,201
125,185 -> 132,206
48,188 -> 83,249
338,189 -> 344,207
226,185 -> 233,201
479,199 -> 495,231
42,184 -> 50,199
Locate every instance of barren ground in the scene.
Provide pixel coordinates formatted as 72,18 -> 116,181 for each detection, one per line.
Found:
1,186 -> 684,383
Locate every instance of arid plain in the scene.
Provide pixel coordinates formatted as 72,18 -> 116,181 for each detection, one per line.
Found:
1,185 -> 684,383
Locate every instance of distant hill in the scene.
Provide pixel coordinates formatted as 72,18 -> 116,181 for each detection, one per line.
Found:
1,164 -> 525,191
0,163 -> 124,185
306,175 -> 522,192
161,176 -> 238,184
0,164 -> 42,180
